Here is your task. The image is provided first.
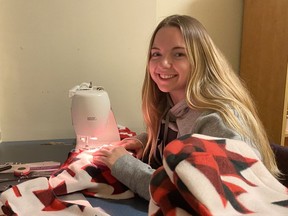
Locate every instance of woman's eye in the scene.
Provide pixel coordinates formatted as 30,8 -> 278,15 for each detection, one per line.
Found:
151,52 -> 161,58
175,52 -> 186,57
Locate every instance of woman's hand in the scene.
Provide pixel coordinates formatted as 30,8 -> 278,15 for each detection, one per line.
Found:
120,138 -> 144,159
93,138 -> 144,169
93,144 -> 130,169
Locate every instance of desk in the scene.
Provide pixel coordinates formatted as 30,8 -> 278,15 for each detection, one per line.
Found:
0,139 -> 76,163
86,196 -> 148,216
0,140 -> 148,216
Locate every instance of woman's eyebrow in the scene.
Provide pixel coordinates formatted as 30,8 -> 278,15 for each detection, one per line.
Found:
151,46 -> 186,50
173,46 -> 186,50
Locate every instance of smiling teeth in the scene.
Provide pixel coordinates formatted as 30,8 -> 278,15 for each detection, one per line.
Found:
160,74 -> 175,79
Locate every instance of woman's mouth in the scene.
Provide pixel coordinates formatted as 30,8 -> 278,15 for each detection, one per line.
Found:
159,74 -> 176,79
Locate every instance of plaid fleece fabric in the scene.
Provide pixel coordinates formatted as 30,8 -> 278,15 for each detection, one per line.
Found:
149,134 -> 288,216
0,147 -> 135,216
0,177 -> 110,216
0,126 -> 136,216
49,148 -> 134,199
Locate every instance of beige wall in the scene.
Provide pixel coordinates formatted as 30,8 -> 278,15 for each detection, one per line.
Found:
0,0 -> 243,142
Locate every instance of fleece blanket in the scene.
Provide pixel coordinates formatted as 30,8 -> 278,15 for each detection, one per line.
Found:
0,126 -> 136,216
0,147 -> 134,216
149,134 -> 288,215
1,132 -> 288,216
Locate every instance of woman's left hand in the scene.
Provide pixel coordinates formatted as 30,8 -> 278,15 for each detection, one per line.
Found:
93,144 -> 130,169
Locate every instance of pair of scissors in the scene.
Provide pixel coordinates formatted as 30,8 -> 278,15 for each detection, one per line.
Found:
0,164 -> 12,172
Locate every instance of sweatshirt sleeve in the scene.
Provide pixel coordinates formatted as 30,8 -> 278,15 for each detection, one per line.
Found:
134,132 -> 148,148
193,112 -> 242,140
193,112 -> 262,159
111,154 -> 154,201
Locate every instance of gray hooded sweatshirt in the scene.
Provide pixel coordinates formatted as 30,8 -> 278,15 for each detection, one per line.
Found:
111,100 -> 258,201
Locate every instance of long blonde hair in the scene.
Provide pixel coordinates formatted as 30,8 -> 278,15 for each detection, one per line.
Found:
141,15 -> 280,177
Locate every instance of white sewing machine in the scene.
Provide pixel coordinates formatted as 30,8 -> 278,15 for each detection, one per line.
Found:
69,82 -> 120,150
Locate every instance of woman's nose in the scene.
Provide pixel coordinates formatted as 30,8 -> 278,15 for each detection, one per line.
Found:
160,55 -> 172,68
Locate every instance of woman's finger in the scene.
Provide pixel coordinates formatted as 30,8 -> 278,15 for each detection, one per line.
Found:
93,147 -> 111,156
93,155 -> 107,165
93,151 -> 106,157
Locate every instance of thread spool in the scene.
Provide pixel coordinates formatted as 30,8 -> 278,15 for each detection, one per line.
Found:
14,166 -> 31,176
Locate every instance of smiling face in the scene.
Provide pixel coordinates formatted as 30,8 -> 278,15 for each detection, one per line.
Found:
149,26 -> 191,104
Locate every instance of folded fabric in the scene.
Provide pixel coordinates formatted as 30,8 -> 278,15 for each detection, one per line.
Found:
0,177 -> 109,216
118,125 -> 137,140
0,146 -> 134,216
49,147 -> 134,199
0,126 -> 137,216
149,134 -> 288,215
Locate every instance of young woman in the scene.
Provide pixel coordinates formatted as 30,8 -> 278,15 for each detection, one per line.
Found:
93,15 -> 280,201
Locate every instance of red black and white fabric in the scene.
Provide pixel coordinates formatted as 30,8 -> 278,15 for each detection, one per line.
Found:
49,147 -> 134,200
118,124 -> 137,140
0,177 -> 109,216
0,126 -> 136,216
0,146 -> 135,216
149,134 -> 288,215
